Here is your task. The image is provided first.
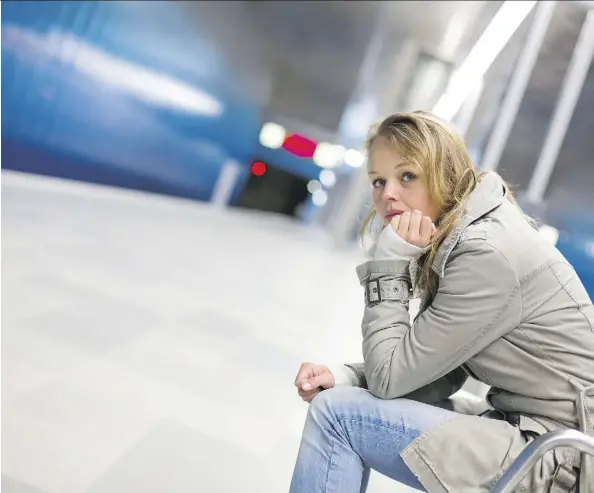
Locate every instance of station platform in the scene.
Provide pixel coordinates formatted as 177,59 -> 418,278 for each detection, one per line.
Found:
2,171 -> 486,493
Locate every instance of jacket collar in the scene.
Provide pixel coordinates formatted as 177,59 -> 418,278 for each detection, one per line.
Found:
432,172 -> 508,278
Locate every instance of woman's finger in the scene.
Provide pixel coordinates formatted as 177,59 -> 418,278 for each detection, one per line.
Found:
294,363 -> 314,387
389,214 -> 401,233
298,387 -> 318,398
397,211 -> 411,238
300,388 -> 321,402
419,216 -> 434,245
408,210 -> 423,242
298,386 -> 320,399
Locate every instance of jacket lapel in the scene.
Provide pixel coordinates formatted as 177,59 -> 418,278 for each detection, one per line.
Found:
432,172 -> 507,278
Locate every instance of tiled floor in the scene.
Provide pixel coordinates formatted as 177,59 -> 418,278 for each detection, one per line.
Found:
2,171 -> 422,493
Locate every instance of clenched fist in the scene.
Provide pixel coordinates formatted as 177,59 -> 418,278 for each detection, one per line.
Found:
294,362 -> 335,403
389,210 -> 436,248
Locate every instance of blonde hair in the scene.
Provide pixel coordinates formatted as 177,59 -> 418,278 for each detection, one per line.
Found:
360,111 -> 525,297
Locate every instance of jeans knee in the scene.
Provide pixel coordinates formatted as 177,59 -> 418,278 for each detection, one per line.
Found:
308,386 -> 368,424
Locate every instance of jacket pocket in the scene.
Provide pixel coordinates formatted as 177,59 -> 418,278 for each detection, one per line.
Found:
400,415 -> 529,493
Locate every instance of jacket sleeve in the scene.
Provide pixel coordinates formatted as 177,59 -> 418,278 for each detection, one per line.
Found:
345,362 -> 469,404
356,240 -> 522,400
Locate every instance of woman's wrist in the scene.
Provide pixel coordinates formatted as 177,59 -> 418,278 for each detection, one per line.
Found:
374,225 -> 426,261
327,364 -> 359,387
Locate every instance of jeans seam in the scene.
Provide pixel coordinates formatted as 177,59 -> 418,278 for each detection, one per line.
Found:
324,437 -> 336,493
334,417 -> 422,491
336,417 -> 421,440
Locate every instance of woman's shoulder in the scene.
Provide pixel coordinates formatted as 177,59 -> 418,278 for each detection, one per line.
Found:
451,201 -> 568,284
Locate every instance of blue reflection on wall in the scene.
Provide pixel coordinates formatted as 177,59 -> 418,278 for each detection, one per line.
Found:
1,0 -> 261,201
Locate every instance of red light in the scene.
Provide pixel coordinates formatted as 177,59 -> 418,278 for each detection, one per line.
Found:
282,134 -> 317,158
251,161 -> 267,176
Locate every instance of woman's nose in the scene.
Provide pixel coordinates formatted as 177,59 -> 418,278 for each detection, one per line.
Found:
382,181 -> 401,202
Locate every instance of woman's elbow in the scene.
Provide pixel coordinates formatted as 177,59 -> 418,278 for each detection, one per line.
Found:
365,365 -> 402,400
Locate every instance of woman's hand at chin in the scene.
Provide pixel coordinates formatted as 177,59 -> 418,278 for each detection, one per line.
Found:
389,210 -> 436,248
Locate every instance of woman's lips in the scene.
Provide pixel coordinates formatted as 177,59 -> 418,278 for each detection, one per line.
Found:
384,210 -> 405,221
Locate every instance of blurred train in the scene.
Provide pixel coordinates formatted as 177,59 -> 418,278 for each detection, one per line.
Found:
2,0 -> 593,296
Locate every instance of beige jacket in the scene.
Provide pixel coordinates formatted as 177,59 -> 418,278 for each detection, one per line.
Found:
348,172 -> 594,492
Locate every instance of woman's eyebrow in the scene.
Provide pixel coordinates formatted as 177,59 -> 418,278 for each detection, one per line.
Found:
368,162 -> 406,176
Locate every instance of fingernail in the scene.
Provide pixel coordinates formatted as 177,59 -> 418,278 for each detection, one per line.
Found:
302,382 -> 312,391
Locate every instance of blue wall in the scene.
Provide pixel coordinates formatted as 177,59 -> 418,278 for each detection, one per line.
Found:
1,0 -> 324,203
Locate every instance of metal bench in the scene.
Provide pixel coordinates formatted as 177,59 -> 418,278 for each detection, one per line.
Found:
492,429 -> 594,492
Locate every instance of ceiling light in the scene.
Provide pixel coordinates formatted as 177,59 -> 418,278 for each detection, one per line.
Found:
344,149 -> 366,168
307,180 -> 322,194
313,143 -> 345,168
319,169 -> 337,188
433,1 -> 537,120
312,190 -> 328,207
259,122 -> 286,149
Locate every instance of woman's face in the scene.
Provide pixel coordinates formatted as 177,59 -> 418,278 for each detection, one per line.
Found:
368,140 -> 440,226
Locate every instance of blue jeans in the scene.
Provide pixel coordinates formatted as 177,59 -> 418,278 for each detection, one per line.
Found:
289,386 -> 460,493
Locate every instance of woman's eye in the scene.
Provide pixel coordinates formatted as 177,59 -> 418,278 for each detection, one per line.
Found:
402,172 -> 416,183
372,178 -> 385,188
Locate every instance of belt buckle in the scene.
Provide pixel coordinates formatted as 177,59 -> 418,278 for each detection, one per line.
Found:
366,279 -> 381,306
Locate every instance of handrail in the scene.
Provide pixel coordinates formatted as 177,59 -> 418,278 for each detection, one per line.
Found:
491,429 -> 594,493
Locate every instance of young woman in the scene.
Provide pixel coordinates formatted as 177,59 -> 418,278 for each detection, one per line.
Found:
290,112 -> 594,493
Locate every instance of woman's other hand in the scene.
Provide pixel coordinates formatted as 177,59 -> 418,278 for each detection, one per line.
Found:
390,210 -> 436,248
294,362 -> 335,403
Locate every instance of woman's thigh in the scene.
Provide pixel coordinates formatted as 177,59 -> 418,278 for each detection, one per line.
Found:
309,386 -> 461,489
